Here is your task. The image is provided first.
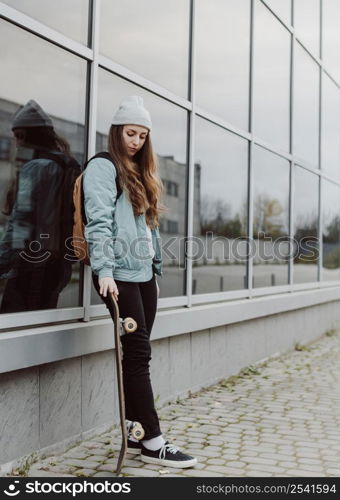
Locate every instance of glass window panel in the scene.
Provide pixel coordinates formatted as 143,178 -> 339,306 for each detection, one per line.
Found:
322,180 -> 340,281
294,0 -> 320,56
193,118 -> 249,295
195,0 -> 251,130
253,146 -> 290,288
0,20 -> 87,315
293,166 -> 319,283
264,0 -> 292,25
99,0 -> 190,97
293,43 -> 320,166
322,0 -> 340,84
253,1 -> 291,151
321,74 -> 340,179
92,69 -> 188,304
3,0 -> 89,45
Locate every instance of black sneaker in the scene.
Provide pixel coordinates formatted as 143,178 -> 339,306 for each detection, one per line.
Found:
141,440 -> 197,468
127,438 -> 142,455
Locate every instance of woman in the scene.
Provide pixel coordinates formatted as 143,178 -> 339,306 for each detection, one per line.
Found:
83,95 -> 197,468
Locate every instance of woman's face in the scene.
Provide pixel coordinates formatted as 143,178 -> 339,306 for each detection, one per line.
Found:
122,125 -> 148,157
13,128 -> 26,147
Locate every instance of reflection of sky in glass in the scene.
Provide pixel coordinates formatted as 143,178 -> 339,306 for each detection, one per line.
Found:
0,20 -> 86,125
322,75 -> 340,179
264,0 -> 291,25
253,145 -> 290,236
253,0 -> 290,151
97,69 -> 187,165
99,0 -> 190,97
195,0 -> 250,130
323,0 -> 340,84
293,43 -> 319,166
194,117 -> 248,225
294,0 -> 320,57
3,0 -> 89,44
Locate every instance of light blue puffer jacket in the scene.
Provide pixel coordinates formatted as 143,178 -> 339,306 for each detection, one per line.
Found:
83,157 -> 163,282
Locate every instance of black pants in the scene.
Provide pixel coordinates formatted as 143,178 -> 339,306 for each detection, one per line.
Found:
0,260 -> 72,313
92,271 -> 162,440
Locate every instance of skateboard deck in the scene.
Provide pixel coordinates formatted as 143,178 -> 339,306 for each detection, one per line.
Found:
107,292 -> 144,475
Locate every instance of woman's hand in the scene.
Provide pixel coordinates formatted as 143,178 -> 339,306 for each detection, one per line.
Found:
155,277 -> 160,298
99,277 -> 119,300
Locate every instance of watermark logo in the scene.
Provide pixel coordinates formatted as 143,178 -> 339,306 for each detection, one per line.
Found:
4,480 -> 20,496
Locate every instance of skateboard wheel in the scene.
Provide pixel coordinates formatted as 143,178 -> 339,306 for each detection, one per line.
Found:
131,422 -> 145,440
123,317 -> 137,333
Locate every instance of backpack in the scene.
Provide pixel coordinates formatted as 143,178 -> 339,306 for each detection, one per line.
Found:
72,152 -> 122,266
32,148 -> 82,263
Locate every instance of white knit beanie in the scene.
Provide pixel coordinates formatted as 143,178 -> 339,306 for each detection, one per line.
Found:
111,96 -> 152,131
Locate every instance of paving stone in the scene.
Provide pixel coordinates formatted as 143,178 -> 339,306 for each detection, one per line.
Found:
88,448 -> 111,456
92,472 -> 119,477
246,470 -> 273,477
63,451 -> 90,460
73,469 -> 96,477
205,465 -> 245,475
245,464 -> 285,473
122,467 -> 162,477
62,459 -> 100,469
241,456 -> 278,466
182,469 -> 224,477
285,469 -> 325,477
277,461 -> 299,468
326,468 -> 340,475
85,455 -> 106,462
206,458 -> 227,465
223,460 -> 246,468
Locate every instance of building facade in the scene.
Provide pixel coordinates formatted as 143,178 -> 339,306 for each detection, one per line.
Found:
0,0 -> 340,472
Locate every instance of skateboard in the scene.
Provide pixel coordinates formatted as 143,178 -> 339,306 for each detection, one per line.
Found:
107,292 -> 145,475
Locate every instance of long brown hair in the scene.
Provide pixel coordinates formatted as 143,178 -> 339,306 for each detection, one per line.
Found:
108,124 -> 166,228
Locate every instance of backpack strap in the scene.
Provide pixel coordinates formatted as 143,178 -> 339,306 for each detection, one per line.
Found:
81,152 -> 123,223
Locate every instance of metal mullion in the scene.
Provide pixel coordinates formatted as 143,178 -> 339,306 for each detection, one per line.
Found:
247,0 -> 255,297
82,0 -> 100,322
0,2 -> 93,61
319,176 -> 323,281
289,162 -> 294,286
318,39 -> 323,281
289,13 -> 294,287
195,106 -> 252,142
260,0 -> 294,31
185,0 -> 196,308
98,56 -> 192,112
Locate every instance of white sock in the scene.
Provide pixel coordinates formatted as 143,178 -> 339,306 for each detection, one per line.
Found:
142,434 -> 166,451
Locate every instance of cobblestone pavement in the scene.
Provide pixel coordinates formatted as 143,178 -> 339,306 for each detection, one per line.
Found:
9,329 -> 340,478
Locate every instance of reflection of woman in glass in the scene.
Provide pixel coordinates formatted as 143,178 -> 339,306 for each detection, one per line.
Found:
0,99 -> 79,313
84,96 -> 197,468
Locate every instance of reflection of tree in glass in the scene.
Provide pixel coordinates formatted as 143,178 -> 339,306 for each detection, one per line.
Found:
253,194 -> 286,238
322,215 -> 340,269
294,213 -> 318,264
200,195 -> 246,237
323,215 -> 340,243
